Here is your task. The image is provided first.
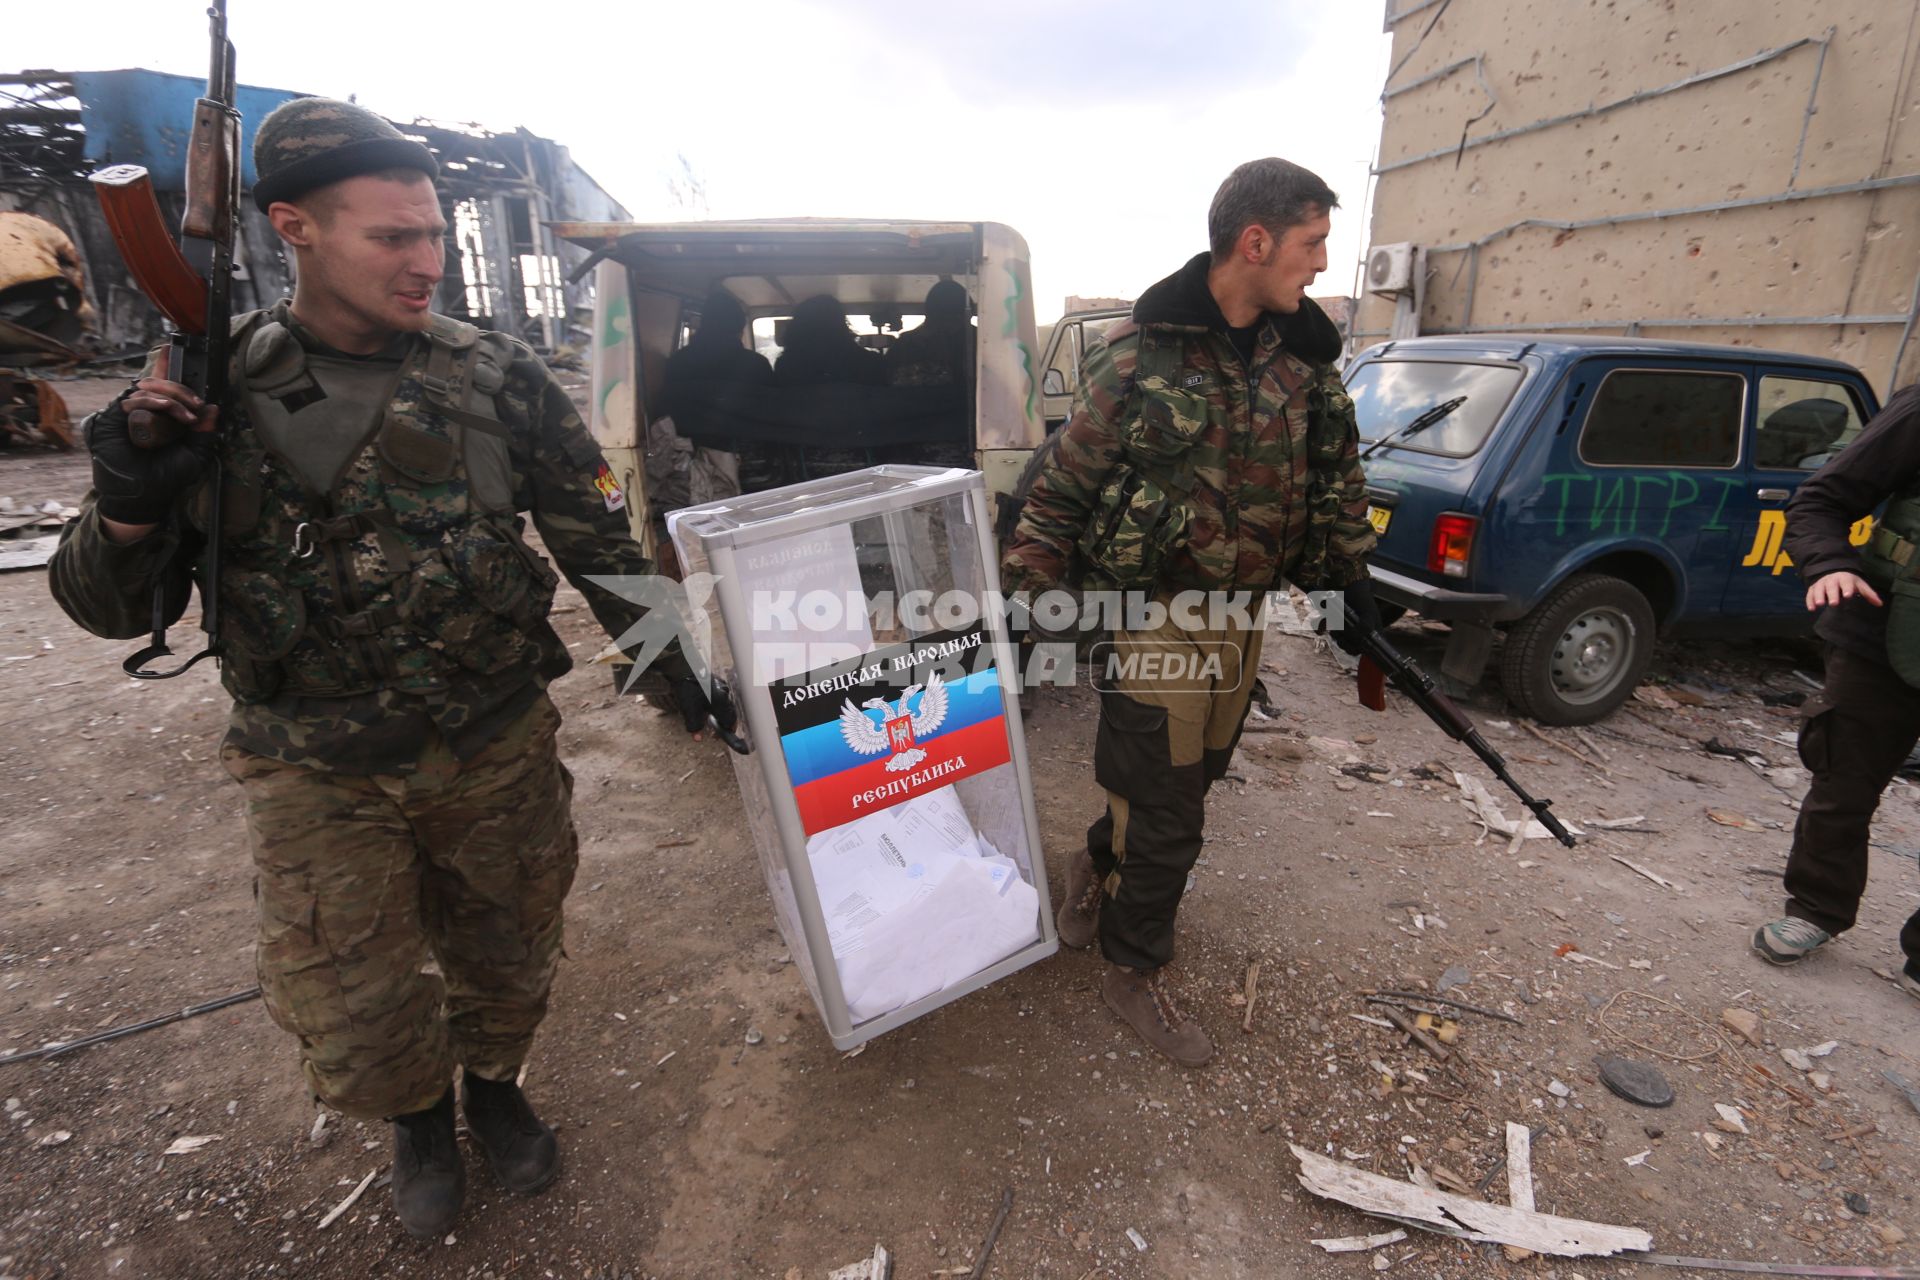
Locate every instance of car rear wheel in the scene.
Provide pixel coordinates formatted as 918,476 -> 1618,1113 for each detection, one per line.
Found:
1499,573 -> 1654,725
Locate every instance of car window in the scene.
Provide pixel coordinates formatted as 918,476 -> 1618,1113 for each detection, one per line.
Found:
1044,316 -> 1123,403
1579,369 -> 1743,468
1044,324 -> 1083,400
1754,375 -> 1865,471
1345,359 -> 1524,457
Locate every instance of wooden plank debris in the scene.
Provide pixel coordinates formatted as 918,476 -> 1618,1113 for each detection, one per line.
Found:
1503,1121 -> 1540,1263
317,1168 -> 377,1229
826,1242 -> 892,1280
1291,1144 -> 1653,1258
1504,1122 -> 1536,1213
1311,1229 -> 1407,1253
1609,854 -> 1681,891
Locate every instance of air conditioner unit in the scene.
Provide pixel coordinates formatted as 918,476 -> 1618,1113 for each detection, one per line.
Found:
1367,242 -> 1417,295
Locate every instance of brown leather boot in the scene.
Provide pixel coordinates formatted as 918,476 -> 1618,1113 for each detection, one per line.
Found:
1102,964 -> 1212,1067
1055,849 -> 1101,949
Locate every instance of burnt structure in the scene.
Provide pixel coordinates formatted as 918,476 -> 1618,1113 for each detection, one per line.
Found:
0,68 -> 627,353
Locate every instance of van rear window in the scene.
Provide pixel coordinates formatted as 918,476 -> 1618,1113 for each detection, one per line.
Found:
1345,359 -> 1523,458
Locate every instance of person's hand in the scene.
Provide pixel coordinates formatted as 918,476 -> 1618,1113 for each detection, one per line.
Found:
669,673 -> 744,749
1327,577 -> 1384,656
1806,571 -> 1883,611
89,379 -> 218,528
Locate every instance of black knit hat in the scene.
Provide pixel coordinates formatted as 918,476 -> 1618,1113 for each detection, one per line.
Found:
251,97 -> 438,214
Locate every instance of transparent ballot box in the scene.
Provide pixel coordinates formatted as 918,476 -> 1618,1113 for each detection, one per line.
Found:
668,466 -> 1056,1050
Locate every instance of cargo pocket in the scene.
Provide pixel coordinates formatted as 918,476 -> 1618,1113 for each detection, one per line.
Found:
1126,389 -> 1210,474
1093,688 -> 1171,795
255,890 -> 352,1039
219,570 -> 306,701
1887,578 -> 1920,688
1306,380 -> 1358,468
1079,470 -> 1191,588
393,523 -> 555,675
1796,691 -> 1835,774
445,521 -> 558,630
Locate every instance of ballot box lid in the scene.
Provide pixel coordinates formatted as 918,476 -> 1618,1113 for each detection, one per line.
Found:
668,465 -> 980,551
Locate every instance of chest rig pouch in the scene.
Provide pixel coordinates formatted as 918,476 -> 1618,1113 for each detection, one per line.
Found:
1293,365 -> 1362,591
1077,326 -> 1206,589
1861,491 -> 1920,688
200,309 -> 558,702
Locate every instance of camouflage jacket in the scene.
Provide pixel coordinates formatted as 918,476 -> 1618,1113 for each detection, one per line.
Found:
50,306 -> 689,772
1002,253 -> 1374,597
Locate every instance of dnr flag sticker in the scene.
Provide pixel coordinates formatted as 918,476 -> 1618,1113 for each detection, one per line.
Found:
592,463 -> 626,513
773,627 -> 1008,835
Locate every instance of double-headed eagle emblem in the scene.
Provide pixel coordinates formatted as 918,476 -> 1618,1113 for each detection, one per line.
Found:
839,673 -> 949,772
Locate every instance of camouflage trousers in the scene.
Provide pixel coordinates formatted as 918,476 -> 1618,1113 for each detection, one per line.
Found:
221,695 -> 579,1120
1086,613 -> 1265,971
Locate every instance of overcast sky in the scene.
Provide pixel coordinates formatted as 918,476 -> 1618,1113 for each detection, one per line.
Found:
13,1 -> 1391,318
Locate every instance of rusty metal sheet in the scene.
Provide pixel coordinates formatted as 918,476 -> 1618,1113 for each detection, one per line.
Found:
0,211 -> 97,349
0,317 -> 81,365
0,373 -> 75,451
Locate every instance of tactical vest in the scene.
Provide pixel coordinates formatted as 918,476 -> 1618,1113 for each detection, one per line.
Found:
1857,489 -> 1920,685
188,305 -> 563,704
1075,323 -> 1358,591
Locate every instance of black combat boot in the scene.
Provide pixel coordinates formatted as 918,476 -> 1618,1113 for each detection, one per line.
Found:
462,1070 -> 560,1194
390,1089 -> 465,1240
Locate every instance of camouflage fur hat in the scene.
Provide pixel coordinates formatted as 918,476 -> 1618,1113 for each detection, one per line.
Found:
252,97 -> 438,214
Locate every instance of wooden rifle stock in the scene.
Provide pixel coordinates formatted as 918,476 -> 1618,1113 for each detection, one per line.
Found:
85,0 -> 238,679
182,95 -> 238,245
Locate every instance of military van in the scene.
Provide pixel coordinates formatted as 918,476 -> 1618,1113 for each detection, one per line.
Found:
552,219 -> 1048,560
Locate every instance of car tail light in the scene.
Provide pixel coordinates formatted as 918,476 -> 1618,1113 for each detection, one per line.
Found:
1428,513 -> 1476,579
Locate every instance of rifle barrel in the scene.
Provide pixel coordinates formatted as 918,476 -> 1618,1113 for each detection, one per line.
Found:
1358,628 -> 1577,847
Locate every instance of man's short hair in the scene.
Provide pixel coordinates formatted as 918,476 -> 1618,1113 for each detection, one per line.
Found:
1208,158 -> 1339,259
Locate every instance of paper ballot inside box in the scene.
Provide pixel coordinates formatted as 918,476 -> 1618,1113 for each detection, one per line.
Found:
806,785 -> 1040,1022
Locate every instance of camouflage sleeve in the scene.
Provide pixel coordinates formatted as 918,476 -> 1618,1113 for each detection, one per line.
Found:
48,492 -> 200,640
498,348 -> 694,681
1321,371 -> 1377,588
1000,329 -> 1138,592
49,346 -> 204,640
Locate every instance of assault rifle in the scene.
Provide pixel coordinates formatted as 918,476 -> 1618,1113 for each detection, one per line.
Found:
88,0 -> 241,679
1352,625 -> 1577,847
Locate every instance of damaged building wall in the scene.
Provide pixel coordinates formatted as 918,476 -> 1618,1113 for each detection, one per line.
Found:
1353,0 -> 1920,396
0,70 -> 627,353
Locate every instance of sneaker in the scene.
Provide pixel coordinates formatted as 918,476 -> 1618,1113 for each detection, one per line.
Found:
1752,917 -> 1833,965
391,1089 -> 465,1240
1900,970 -> 1920,1000
1056,850 -> 1101,950
1102,964 -> 1212,1067
462,1072 -> 560,1194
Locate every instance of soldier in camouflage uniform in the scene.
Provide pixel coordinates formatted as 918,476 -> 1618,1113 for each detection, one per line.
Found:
49,98 -> 733,1240
1001,158 -> 1377,1066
